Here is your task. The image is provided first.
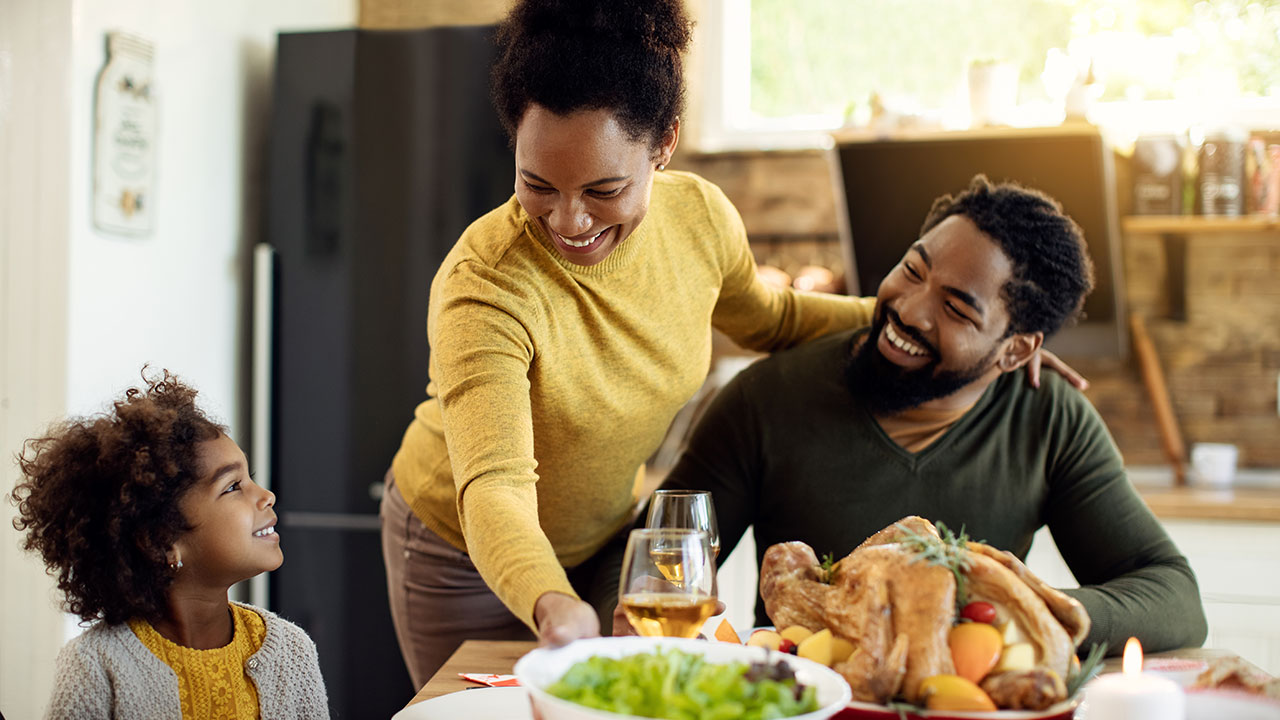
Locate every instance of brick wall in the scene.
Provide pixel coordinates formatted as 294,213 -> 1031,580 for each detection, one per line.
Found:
674,148 -> 1280,469
1091,230 -> 1280,467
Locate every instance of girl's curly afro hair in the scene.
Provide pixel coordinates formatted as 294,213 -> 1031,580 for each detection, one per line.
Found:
10,369 -> 225,624
491,0 -> 693,149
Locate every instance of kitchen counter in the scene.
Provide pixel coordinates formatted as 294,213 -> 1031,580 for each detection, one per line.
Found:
1129,465 -> 1280,523
1136,485 -> 1280,523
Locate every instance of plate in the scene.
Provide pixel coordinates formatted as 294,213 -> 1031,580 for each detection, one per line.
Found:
833,699 -> 1077,720
390,686 -> 532,720
515,635 -> 852,720
1144,657 -> 1208,687
1186,688 -> 1280,720
1073,687 -> 1280,720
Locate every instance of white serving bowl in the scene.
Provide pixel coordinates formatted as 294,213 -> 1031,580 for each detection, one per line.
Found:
514,636 -> 852,720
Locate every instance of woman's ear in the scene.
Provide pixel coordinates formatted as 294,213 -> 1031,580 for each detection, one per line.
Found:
997,332 -> 1044,372
657,119 -> 681,168
166,545 -> 184,571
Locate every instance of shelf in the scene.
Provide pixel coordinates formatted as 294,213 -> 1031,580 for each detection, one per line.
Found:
1122,215 -> 1280,234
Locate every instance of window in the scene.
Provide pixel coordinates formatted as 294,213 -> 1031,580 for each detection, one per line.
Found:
699,0 -> 1280,150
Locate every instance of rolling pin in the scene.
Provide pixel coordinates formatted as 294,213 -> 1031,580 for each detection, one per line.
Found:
1129,313 -> 1187,485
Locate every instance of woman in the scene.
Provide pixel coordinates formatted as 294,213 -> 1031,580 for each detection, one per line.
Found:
379,0 -> 1079,687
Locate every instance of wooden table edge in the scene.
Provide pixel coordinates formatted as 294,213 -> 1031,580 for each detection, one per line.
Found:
408,640 -> 538,706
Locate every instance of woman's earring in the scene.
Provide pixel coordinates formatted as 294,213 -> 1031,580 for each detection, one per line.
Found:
170,560 -> 183,570
657,163 -> 665,171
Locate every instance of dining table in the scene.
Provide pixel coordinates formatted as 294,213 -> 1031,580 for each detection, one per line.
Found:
403,639 -> 1268,709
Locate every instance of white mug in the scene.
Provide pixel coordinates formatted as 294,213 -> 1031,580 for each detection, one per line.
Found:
1190,443 -> 1238,488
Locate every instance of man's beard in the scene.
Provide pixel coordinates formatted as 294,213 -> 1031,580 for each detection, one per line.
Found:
845,308 -> 997,416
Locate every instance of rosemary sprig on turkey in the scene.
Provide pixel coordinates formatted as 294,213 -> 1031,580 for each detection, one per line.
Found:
895,520 -> 976,609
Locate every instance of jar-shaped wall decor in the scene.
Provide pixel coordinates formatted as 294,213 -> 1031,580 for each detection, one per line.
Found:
93,32 -> 156,236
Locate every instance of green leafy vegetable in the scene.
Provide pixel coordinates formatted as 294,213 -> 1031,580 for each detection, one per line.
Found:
818,552 -> 839,584
545,648 -> 820,720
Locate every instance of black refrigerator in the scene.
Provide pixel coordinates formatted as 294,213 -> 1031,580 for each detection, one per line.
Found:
258,26 -> 514,719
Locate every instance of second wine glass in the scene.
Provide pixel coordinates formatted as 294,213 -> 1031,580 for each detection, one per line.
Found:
645,489 -> 720,561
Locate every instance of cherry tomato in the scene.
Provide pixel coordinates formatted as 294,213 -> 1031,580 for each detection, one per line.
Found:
960,601 -> 997,624
778,638 -> 798,654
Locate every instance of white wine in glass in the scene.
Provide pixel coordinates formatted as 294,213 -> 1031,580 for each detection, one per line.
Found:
650,548 -> 687,586
620,593 -> 718,639
646,489 -> 721,560
618,528 -> 717,638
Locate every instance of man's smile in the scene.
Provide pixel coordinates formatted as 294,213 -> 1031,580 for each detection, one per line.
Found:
885,322 -> 929,357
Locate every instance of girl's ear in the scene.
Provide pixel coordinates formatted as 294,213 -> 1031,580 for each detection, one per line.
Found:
166,545 -> 184,571
997,332 -> 1043,373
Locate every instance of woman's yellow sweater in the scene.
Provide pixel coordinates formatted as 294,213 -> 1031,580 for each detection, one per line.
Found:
392,170 -> 875,628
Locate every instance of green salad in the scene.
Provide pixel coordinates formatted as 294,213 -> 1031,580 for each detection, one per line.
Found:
545,648 -> 820,720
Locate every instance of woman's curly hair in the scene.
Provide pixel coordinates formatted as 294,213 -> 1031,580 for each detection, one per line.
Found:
10,369 -> 225,625
920,175 -> 1096,338
491,0 -> 693,149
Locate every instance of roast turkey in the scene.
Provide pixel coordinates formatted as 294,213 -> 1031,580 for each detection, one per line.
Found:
759,516 -> 1090,708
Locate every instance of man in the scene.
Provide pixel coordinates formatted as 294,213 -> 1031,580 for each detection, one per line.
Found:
658,175 -> 1207,654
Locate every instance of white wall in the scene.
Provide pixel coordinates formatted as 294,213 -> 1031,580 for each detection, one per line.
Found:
1,1 -> 355,716
65,0 -> 354,427
0,1 -> 74,716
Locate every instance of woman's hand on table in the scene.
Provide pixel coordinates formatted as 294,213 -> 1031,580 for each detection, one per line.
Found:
534,592 -> 600,647
1028,348 -> 1089,390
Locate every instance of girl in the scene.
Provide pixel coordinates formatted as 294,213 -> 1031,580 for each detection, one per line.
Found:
12,371 -> 328,719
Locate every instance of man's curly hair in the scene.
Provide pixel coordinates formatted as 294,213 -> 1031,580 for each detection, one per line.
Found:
920,175 -> 1096,338
10,370 -> 225,625
491,0 -> 693,149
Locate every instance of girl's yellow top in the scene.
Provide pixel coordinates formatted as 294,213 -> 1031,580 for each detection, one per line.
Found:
129,603 -> 266,719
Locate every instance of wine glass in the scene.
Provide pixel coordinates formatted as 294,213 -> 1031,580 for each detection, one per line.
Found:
645,489 -> 721,561
618,528 -> 717,638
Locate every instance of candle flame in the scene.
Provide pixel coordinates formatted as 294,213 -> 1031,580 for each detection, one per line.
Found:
1122,636 -> 1144,675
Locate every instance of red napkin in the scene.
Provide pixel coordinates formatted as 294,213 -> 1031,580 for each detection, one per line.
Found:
458,673 -> 521,688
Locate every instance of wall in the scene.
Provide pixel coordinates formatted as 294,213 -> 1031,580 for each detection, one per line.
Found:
65,0 -> 354,425
674,148 -> 1280,470
1,0 -> 356,715
1089,226 -> 1280,467
0,1 -> 73,716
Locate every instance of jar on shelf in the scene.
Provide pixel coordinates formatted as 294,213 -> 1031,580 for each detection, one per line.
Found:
1132,135 -> 1184,216
1197,127 -> 1247,216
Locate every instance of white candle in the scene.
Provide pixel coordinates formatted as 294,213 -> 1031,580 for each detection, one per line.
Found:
1083,637 -> 1185,720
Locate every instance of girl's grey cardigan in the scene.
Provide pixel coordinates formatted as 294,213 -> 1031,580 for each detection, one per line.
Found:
44,602 -> 329,719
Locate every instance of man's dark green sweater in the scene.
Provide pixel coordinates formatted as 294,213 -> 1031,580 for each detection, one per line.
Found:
662,329 -> 1207,654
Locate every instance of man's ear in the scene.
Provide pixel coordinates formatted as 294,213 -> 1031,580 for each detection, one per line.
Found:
997,332 -> 1043,373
